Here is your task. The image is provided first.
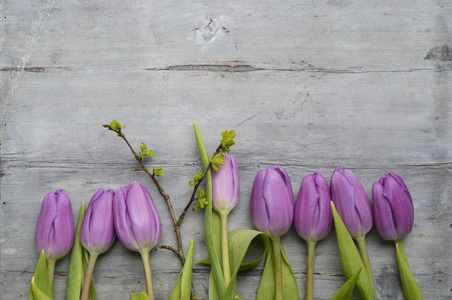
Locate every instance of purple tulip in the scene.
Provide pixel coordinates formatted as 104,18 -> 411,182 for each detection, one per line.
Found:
372,173 -> 414,241
330,168 -> 373,239
81,188 -> 116,254
294,173 -> 332,242
250,167 -> 294,238
35,189 -> 74,260
212,153 -> 239,214
113,182 -> 162,252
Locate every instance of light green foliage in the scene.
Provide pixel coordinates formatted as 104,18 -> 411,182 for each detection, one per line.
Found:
209,153 -> 225,172
31,277 -> 52,300
220,130 -> 236,153
256,241 -> 299,300
153,167 -> 165,177
194,189 -> 208,211
129,291 -> 151,300
331,202 -> 375,300
110,120 -> 125,132
168,239 -> 195,300
189,172 -> 204,186
330,267 -> 362,300
396,243 -> 423,300
67,202 -> 95,300
29,251 -> 53,300
139,143 -> 155,159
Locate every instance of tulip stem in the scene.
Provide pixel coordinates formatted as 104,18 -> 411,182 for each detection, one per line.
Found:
81,252 -> 98,300
46,259 -> 56,289
271,237 -> 283,300
220,212 -> 231,287
306,241 -> 316,300
140,250 -> 155,300
395,239 -> 408,264
356,236 -> 376,297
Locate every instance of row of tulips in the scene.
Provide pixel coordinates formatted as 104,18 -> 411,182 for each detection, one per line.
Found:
247,165 -> 419,299
31,122 -> 421,299
33,182 -> 162,300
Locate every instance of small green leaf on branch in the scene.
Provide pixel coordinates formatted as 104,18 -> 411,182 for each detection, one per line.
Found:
208,153 -> 225,172
153,167 -> 165,177
110,120 -> 125,132
220,130 -> 236,153
139,143 -> 155,159
189,172 -> 203,186
193,189 -> 208,211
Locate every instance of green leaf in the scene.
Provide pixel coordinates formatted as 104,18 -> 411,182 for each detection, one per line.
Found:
330,266 -> 362,300
66,202 -> 96,300
256,240 -> 299,300
189,180 -> 196,186
140,143 -> 147,151
396,242 -> 423,300
153,167 -> 165,177
130,290 -> 151,300
331,202 -> 375,300
110,120 -> 125,131
29,251 -> 53,300
193,121 -> 226,299
220,130 -> 236,153
169,239 -> 195,300
31,277 -> 52,300
225,229 -> 270,299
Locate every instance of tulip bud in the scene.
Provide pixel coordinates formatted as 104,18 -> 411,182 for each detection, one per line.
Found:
212,153 -> 239,215
35,189 -> 74,261
80,188 -> 116,255
113,182 -> 162,252
294,173 -> 332,242
372,173 -> 414,241
330,168 -> 373,239
250,167 -> 294,238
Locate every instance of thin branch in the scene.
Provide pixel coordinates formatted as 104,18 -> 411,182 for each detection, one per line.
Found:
177,144 -> 222,225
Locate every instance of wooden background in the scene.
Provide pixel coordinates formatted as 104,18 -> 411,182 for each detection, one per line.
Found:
1,0 -> 451,299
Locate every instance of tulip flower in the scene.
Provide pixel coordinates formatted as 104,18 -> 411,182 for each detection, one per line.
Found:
372,173 -> 414,241
113,182 -> 162,300
80,188 -> 115,300
330,167 -> 375,296
373,173 -> 422,299
211,153 -> 239,286
250,166 -> 294,300
293,173 -> 332,300
35,189 -> 74,288
212,153 -> 239,215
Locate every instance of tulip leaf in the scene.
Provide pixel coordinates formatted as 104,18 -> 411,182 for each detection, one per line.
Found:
168,239 -> 195,300
396,242 -> 423,300
330,266 -> 362,300
29,250 -> 53,300
256,240 -> 299,300
31,277 -> 52,300
194,121 -> 226,299
67,202 -> 96,300
331,202 -> 375,300
224,229 -> 269,299
130,290 -> 151,300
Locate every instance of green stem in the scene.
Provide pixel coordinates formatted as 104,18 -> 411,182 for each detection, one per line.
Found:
80,253 -> 98,300
395,239 -> 408,264
194,121 -> 227,298
220,212 -> 231,287
306,241 -> 317,300
140,250 -> 155,300
355,236 -> 376,297
271,237 -> 283,300
46,259 -> 56,289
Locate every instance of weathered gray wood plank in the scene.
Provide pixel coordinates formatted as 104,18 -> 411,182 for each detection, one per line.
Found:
1,0 -> 451,299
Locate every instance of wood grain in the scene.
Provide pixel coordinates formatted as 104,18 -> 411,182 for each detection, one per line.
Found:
1,0 -> 451,299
